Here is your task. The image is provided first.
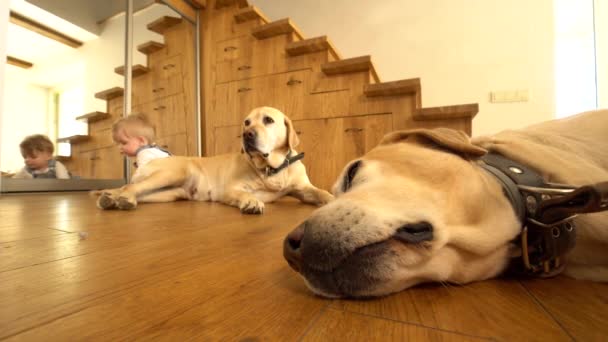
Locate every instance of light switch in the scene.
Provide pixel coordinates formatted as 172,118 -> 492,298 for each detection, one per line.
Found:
490,90 -> 529,103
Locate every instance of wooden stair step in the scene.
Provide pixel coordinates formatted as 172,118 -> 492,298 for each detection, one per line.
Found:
188,0 -> 206,9
215,0 -> 248,9
95,87 -> 124,100
137,41 -> 165,55
7,55 -> 33,69
364,78 -> 420,97
75,111 -> 111,123
55,156 -> 71,162
234,5 -> 269,24
285,35 -> 341,60
114,64 -> 150,77
321,55 -> 380,83
251,18 -> 304,40
57,135 -> 90,144
414,103 -> 479,121
147,16 -> 182,34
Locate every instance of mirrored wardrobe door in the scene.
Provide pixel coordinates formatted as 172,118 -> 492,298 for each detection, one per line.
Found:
1,0 -> 200,192
130,0 -> 198,185
1,0 -> 130,191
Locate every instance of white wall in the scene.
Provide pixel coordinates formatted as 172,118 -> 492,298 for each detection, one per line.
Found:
251,0 -> 556,136
0,1 -> 10,174
554,0 -> 597,118
596,0 -> 608,108
1,68 -> 52,172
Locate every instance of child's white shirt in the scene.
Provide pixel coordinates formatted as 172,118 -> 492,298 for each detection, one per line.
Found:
12,160 -> 70,179
132,146 -> 171,181
136,147 -> 171,168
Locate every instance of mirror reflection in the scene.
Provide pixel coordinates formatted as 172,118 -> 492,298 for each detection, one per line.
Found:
1,0 -> 197,192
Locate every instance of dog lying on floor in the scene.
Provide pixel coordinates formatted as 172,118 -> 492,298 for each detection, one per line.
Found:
94,107 -> 333,214
283,109 -> 608,297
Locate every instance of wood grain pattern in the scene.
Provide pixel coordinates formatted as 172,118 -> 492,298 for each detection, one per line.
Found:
75,111 -> 111,123
321,56 -> 380,83
251,18 -> 304,41
414,103 -> 479,121
522,277 -> 608,341
147,16 -> 183,34
303,309 -> 490,342
285,35 -> 341,61
6,56 -> 33,69
364,78 -> 421,97
0,193 -> 600,340
94,87 -> 124,101
114,64 -> 151,77
56,135 -> 90,144
215,0 -> 249,9
137,41 -> 166,55
331,280 -> 570,342
188,0 -> 206,9
156,0 -> 197,23
234,5 -> 269,24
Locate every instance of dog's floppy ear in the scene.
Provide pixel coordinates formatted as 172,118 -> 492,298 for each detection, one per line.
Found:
285,117 -> 300,149
380,127 -> 487,158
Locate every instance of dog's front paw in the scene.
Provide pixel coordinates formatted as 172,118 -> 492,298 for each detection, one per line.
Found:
240,198 -> 264,215
97,192 -> 117,210
316,190 -> 334,205
117,195 -> 137,210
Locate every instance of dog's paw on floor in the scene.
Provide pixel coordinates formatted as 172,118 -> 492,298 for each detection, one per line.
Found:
97,193 -> 117,210
117,196 -> 137,210
240,198 -> 264,215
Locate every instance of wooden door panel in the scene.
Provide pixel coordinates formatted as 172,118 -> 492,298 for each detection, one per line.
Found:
293,119 -> 343,191
137,94 -> 188,138
94,146 -> 124,179
364,114 -> 393,151
157,133 -> 188,156
216,36 -> 251,62
213,125 -> 242,155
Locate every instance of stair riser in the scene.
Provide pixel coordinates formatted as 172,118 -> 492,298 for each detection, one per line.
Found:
213,68 -> 418,127
213,11 -> 262,43
216,34 -> 331,83
312,70 -> 376,94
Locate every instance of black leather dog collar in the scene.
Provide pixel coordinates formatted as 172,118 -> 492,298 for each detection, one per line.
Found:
264,150 -> 305,176
479,153 -> 577,277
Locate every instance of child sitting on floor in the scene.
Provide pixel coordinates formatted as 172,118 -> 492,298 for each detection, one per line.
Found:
13,134 -> 71,179
112,113 -> 171,179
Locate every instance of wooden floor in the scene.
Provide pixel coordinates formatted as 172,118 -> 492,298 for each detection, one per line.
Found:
1,193 -> 606,341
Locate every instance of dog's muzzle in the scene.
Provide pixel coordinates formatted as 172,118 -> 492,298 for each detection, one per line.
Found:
243,130 -> 257,151
480,153 -> 608,277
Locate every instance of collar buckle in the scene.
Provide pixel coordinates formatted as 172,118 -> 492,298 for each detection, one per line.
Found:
481,153 -> 608,277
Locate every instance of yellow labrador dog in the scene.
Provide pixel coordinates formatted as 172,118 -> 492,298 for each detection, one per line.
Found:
94,107 -> 333,213
284,109 -> 608,297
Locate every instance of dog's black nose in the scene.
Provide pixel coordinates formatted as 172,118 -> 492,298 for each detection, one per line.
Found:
283,222 -> 305,273
244,130 -> 256,141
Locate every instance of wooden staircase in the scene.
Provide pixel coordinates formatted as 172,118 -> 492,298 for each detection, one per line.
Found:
61,0 -> 478,188
203,0 -> 478,190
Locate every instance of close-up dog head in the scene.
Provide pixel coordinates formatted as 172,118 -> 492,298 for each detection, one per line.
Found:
283,128 -> 524,297
242,106 -> 299,169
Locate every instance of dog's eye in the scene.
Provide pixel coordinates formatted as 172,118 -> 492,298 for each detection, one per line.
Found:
342,160 -> 362,192
244,119 -> 251,126
394,222 -> 434,243
263,116 -> 274,125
